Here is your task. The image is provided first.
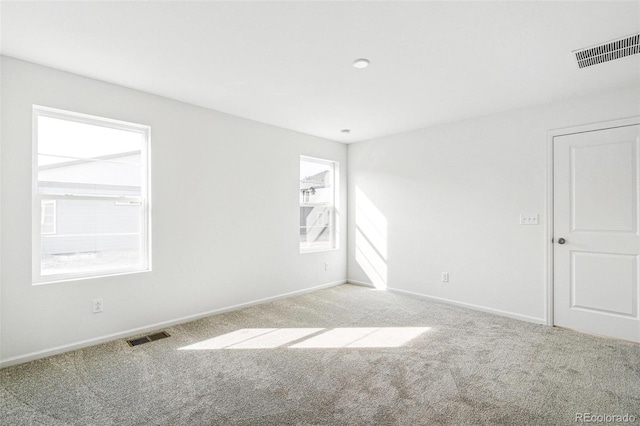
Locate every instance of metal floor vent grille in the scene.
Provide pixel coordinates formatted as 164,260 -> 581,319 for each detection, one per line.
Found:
127,331 -> 170,347
574,33 -> 639,69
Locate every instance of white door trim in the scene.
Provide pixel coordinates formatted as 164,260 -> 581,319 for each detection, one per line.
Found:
546,116 -> 640,327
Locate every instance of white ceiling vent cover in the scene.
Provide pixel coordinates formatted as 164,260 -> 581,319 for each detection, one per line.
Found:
573,33 -> 639,69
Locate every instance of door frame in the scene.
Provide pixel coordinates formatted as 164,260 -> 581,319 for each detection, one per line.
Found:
546,116 -> 640,327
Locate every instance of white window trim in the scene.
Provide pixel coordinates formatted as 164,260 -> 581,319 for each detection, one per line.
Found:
299,155 -> 339,254
32,105 -> 152,284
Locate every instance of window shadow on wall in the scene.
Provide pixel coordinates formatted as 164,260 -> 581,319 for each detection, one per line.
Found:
355,187 -> 387,289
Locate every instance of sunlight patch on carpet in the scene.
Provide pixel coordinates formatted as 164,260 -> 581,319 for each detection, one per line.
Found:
178,327 -> 430,350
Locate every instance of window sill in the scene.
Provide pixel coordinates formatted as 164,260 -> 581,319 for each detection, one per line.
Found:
300,247 -> 339,254
33,268 -> 151,286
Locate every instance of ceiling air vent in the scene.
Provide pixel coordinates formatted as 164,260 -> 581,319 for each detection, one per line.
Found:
573,33 -> 639,69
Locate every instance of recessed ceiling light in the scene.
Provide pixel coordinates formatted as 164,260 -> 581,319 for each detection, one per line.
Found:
352,59 -> 370,69
341,129 -> 351,134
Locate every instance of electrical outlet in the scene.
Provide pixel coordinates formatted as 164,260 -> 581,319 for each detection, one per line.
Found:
92,298 -> 103,313
324,262 -> 330,271
442,272 -> 449,283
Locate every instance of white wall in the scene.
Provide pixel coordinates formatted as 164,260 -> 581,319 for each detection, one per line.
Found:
348,84 -> 640,323
0,57 -> 347,365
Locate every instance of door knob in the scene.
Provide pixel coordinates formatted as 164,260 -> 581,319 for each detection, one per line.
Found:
557,238 -> 566,244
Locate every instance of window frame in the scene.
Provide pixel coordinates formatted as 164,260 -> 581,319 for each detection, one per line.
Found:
299,155 -> 339,253
32,105 -> 152,284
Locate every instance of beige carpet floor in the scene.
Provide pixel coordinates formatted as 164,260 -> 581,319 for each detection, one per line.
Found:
1,284 -> 639,425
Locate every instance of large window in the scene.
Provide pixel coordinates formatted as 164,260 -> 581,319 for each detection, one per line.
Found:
300,156 -> 337,252
33,106 -> 150,283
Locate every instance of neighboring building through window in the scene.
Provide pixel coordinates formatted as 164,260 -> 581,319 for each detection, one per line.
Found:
300,156 -> 337,252
33,106 -> 150,283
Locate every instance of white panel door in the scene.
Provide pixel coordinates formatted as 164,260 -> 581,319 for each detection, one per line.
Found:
554,124 -> 640,342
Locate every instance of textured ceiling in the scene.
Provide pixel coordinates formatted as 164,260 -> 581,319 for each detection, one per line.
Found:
1,1 -> 639,143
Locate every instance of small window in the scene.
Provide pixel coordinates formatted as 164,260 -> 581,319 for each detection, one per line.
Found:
41,200 -> 57,235
300,156 -> 337,252
33,106 -> 151,283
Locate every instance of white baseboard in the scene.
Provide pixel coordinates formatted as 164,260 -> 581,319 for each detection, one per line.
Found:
386,287 -> 546,325
0,279 -> 346,368
346,279 -> 376,288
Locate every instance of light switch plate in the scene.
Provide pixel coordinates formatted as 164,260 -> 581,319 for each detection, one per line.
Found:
520,213 -> 539,225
